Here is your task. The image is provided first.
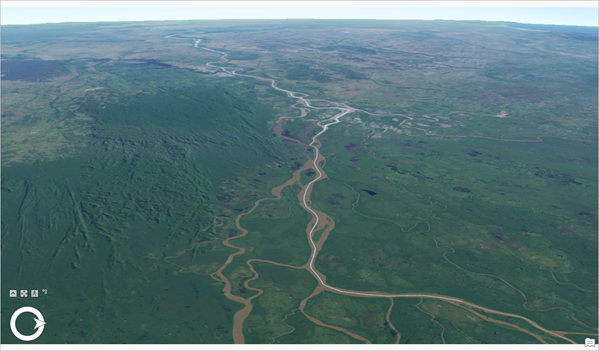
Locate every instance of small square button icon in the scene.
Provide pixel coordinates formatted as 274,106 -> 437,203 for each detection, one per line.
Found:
31,290 -> 39,297
20,290 -> 28,298
9,290 -> 17,297
586,338 -> 596,347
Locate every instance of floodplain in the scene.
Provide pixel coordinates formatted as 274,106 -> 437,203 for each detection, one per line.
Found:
1,19 -> 597,344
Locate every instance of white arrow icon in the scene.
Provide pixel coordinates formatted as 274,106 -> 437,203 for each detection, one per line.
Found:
33,317 -> 46,330
10,307 -> 46,341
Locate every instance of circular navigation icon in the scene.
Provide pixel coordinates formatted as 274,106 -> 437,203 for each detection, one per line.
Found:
10,307 -> 46,341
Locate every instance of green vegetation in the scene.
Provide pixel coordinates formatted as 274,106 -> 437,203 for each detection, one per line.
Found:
1,23 -> 104,44
1,155 -> 242,343
304,292 -> 397,344
1,46 -> 289,343
285,62 -> 334,83
81,87 -> 271,130
227,52 -> 261,61
244,263 -> 318,343
2,19 -> 597,345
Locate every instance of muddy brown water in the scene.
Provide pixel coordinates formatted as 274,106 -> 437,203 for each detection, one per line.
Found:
191,39 -> 584,344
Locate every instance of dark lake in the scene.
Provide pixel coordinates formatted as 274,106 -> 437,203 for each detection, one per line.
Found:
1,59 -> 70,82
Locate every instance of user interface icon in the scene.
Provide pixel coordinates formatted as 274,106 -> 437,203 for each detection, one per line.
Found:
10,306 -> 46,341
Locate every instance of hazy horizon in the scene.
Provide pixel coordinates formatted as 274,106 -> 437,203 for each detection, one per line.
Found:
2,6 -> 598,27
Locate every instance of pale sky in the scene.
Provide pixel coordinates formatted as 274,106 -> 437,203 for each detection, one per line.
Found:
1,2 -> 598,27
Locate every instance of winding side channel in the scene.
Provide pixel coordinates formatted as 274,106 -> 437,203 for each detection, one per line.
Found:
163,33 -> 583,345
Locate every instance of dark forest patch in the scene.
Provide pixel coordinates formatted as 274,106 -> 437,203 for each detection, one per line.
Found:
79,87 -> 273,131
